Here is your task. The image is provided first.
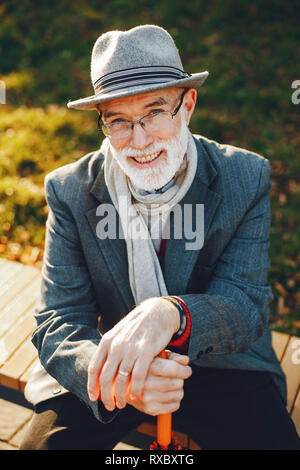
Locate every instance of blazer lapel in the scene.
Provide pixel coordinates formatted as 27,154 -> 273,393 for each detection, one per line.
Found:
163,137 -> 223,293
86,159 -> 135,310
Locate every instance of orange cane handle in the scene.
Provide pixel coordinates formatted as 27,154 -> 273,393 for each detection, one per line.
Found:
157,350 -> 172,449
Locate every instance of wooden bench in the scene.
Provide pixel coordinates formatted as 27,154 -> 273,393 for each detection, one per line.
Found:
0,258 -> 299,449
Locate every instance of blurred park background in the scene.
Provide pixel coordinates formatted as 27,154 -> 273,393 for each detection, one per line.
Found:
0,0 -> 299,335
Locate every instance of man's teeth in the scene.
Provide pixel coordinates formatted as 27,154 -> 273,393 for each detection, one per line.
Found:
132,151 -> 161,163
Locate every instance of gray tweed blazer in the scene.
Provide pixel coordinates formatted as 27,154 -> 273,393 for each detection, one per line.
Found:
25,134 -> 286,423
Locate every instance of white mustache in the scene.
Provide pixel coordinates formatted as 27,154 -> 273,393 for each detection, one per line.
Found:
114,141 -> 166,159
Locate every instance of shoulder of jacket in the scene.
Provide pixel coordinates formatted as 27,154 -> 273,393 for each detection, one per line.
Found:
44,148 -> 104,193
193,134 -> 270,173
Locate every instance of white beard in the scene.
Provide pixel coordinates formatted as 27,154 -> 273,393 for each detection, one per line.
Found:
108,111 -> 189,191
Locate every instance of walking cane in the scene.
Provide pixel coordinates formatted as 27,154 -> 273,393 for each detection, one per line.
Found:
150,350 -> 182,450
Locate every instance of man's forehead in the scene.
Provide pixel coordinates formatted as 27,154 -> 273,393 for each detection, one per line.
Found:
100,87 -> 181,116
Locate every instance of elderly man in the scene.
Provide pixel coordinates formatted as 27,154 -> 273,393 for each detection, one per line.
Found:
21,25 -> 300,450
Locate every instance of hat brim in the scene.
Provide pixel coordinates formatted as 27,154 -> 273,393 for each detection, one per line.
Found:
67,71 -> 209,111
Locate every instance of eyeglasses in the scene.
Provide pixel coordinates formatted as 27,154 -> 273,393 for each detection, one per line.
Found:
97,89 -> 187,143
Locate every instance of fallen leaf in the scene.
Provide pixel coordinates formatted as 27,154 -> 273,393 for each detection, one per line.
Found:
274,282 -> 288,297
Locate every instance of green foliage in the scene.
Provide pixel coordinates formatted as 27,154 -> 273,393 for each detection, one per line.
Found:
0,175 -> 46,244
0,0 -> 299,334
0,104 -> 100,252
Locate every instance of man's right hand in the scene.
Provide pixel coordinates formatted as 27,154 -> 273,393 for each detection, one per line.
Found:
126,352 -> 192,416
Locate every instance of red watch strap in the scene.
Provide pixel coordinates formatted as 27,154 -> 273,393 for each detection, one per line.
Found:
168,296 -> 191,349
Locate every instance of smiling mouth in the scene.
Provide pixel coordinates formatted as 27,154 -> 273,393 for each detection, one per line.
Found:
130,150 -> 163,165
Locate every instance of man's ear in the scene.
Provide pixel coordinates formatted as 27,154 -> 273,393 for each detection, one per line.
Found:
183,88 -> 197,126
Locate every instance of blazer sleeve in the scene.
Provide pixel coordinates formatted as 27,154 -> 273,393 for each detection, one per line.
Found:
179,159 -> 274,361
31,174 -> 119,423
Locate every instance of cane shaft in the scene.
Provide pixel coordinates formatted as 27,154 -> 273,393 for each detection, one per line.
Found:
157,350 -> 172,449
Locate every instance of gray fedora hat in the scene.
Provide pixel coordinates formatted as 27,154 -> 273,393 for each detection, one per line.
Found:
67,24 -> 209,111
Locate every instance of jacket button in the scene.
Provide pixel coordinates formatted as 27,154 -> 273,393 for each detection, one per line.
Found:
205,346 -> 213,354
197,350 -> 204,358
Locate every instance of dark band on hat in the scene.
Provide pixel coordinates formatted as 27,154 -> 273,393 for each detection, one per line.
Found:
93,66 -> 191,94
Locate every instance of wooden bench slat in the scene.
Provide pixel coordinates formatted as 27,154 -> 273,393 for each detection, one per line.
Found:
0,260 -> 24,288
19,357 -> 39,392
0,338 -> 38,390
0,276 -> 40,338
280,337 -> 300,413
136,421 -> 156,438
0,265 -> 40,311
271,331 -> 290,362
0,306 -> 36,366
113,442 -> 142,450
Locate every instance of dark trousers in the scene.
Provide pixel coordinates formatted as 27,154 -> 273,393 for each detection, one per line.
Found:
20,367 -> 300,450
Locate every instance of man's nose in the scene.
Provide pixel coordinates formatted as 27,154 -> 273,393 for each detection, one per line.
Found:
129,122 -> 154,149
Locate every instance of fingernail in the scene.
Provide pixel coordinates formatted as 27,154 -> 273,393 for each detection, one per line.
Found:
130,394 -> 137,400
